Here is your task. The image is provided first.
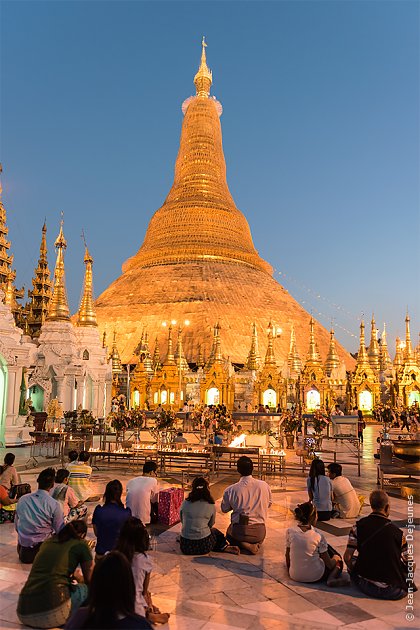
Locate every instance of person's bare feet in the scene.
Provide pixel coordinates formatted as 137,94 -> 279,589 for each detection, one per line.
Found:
147,611 -> 170,624
240,542 -> 261,555
224,545 -> 240,555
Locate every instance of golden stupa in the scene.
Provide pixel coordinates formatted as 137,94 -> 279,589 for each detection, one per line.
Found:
95,40 -> 354,369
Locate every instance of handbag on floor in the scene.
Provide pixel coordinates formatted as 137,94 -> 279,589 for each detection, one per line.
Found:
9,483 -> 31,500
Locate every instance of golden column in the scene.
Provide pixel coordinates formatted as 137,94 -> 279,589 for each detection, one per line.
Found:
47,221 -> 71,321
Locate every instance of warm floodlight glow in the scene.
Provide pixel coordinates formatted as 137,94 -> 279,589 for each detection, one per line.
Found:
228,434 -> 247,448
161,321 -> 167,327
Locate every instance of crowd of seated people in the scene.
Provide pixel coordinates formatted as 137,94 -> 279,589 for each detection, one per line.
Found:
0,445 -> 415,629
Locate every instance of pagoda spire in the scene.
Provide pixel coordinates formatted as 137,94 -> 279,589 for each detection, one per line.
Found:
27,221 -> 53,336
47,220 -> 70,321
0,165 -> 24,321
194,36 -> 212,98
77,245 -> 97,327
165,324 -> 176,365
109,331 -> 122,374
394,337 -> 403,368
404,312 -> 415,363
142,331 -> 153,372
288,324 -> 302,373
264,322 -> 277,367
367,314 -> 380,371
325,329 -> 340,376
305,317 -> 322,365
175,326 -> 189,371
214,322 -> 223,363
356,321 -> 369,367
247,323 -> 260,370
379,323 -> 392,372
152,337 -> 162,371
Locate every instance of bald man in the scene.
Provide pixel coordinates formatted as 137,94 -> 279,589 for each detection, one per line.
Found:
344,490 -> 413,600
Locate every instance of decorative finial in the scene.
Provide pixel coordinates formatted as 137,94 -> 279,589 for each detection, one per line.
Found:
77,237 -> 97,327
194,36 -> 212,98
47,218 -> 70,321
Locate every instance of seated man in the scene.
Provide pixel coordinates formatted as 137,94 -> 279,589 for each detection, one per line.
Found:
126,461 -> 159,526
221,456 -> 272,554
68,451 -> 100,502
15,467 -> 64,563
173,431 -> 187,445
51,468 -> 88,523
327,463 -> 361,519
344,490 -> 413,600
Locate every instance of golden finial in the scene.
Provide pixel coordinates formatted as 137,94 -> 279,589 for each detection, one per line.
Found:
325,329 -> 340,376
176,326 -> 189,370
264,322 -> 277,367
379,323 -> 392,371
102,330 -> 107,348
404,312 -> 414,361
153,337 -> 162,371
247,322 -> 260,370
166,324 -> 176,365
214,321 -> 223,363
306,317 -> 322,365
110,330 -> 122,373
367,313 -> 380,371
46,218 -> 70,321
77,239 -> 97,327
394,336 -> 403,368
194,36 -> 212,98
288,323 -> 302,373
356,320 -> 369,366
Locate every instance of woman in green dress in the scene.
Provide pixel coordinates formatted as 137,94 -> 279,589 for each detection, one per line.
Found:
17,519 -> 93,629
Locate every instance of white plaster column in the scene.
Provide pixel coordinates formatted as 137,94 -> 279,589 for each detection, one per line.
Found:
6,366 -> 18,417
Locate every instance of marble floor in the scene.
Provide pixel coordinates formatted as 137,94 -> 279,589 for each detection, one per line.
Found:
0,426 -> 418,630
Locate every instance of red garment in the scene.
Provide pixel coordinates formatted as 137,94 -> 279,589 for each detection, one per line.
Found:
0,484 -> 8,508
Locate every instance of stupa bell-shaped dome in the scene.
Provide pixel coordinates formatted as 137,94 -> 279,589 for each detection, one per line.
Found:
95,40 -> 354,370
124,40 -> 270,275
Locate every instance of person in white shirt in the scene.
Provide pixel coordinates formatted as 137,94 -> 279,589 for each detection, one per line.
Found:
327,463 -> 361,519
221,456 -> 272,554
126,461 -> 159,526
286,501 -> 349,587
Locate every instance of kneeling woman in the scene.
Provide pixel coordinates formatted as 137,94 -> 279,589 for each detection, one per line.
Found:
180,477 -> 239,555
17,520 -> 92,629
286,502 -> 349,587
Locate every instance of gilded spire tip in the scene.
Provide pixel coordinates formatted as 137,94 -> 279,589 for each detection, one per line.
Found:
194,36 -> 212,98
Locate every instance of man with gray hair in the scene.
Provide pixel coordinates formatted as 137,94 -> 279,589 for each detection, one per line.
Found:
344,490 -> 413,599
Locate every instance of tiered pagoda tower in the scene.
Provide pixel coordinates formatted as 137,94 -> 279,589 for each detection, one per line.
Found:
95,41 -> 355,370
27,222 -> 53,337
0,166 -> 24,325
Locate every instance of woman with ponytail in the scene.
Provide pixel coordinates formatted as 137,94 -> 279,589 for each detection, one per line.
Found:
17,520 -> 93,628
179,477 -> 239,555
285,501 -> 349,587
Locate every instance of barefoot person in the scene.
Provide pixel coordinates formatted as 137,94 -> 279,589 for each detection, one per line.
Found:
286,502 -> 349,587
221,456 -> 272,554
180,477 -> 239,556
116,517 -> 170,624
344,490 -> 414,600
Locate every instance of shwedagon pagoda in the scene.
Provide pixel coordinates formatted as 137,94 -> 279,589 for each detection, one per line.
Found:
0,41 -> 419,446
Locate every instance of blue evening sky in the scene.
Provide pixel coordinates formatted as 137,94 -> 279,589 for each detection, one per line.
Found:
1,0 -> 419,353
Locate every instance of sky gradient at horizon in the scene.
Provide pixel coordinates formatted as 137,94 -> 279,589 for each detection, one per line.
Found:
1,0 -> 419,354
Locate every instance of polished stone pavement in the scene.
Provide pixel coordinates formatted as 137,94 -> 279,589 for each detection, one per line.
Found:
0,426 -> 418,630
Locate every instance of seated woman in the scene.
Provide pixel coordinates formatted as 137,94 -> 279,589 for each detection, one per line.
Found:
52,469 -> 88,523
307,458 -> 334,520
17,520 -> 93,629
0,452 -> 19,489
286,502 -> 349,587
116,517 -> 169,624
92,480 -> 131,561
64,551 -> 153,629
68,451 -> 100,502
180,477 -> 239,555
